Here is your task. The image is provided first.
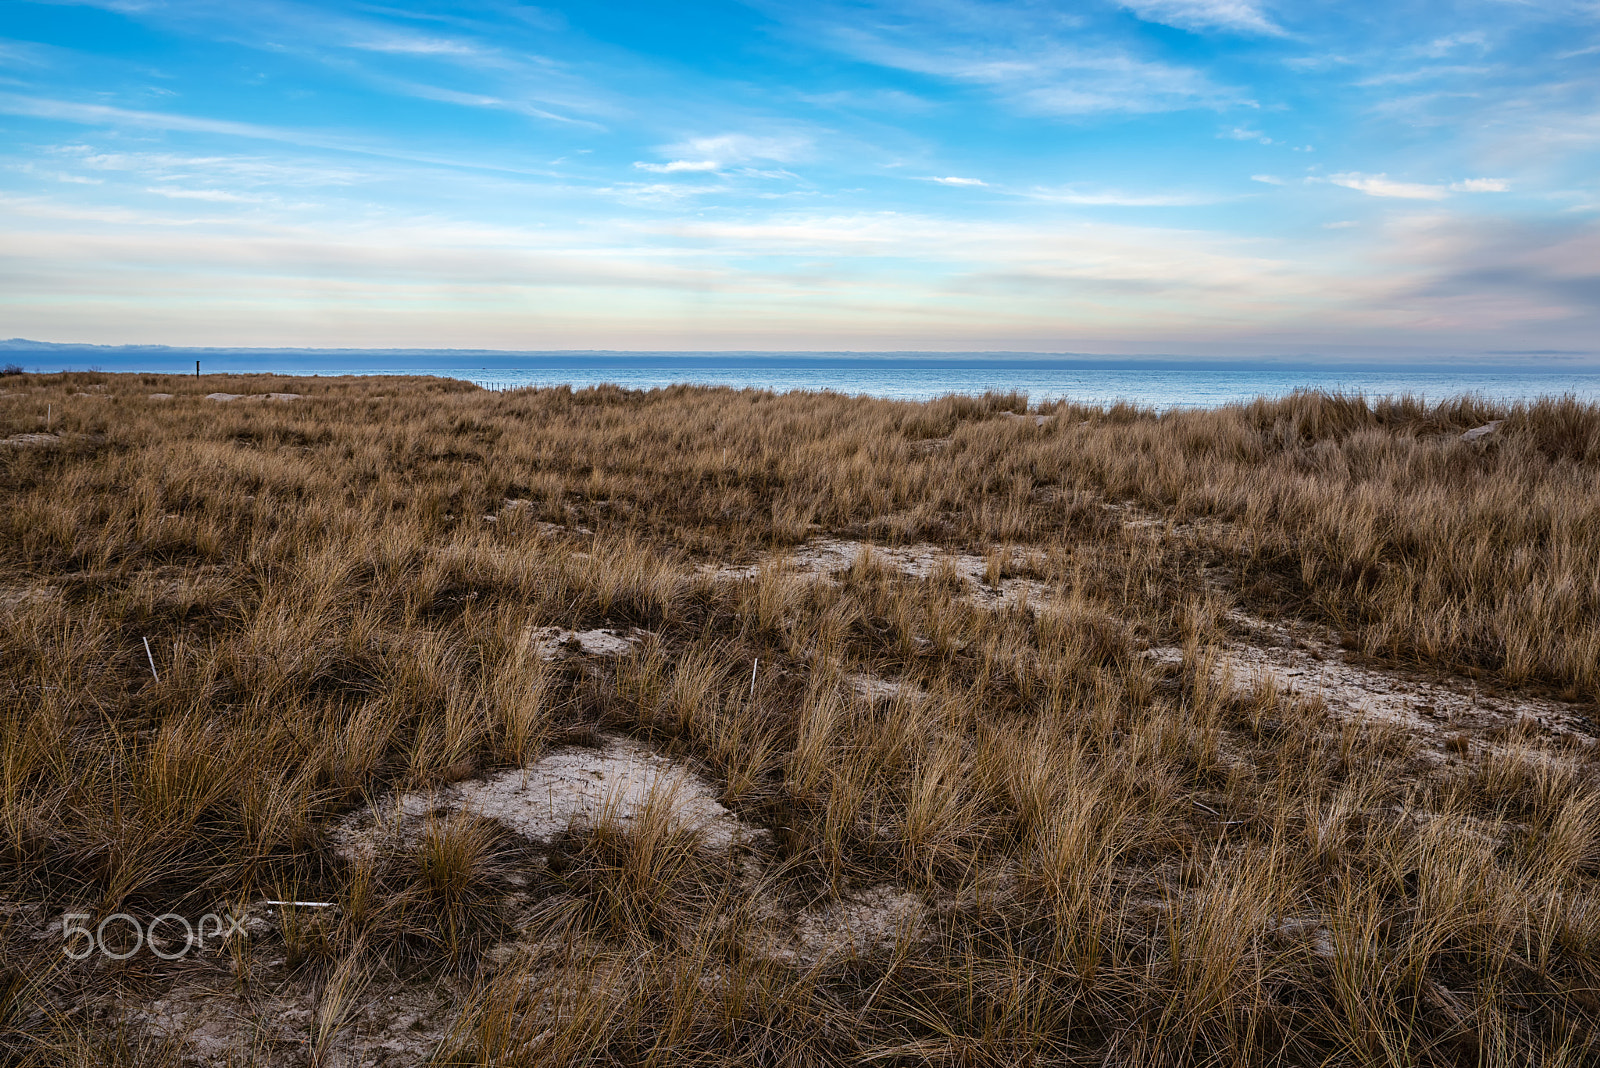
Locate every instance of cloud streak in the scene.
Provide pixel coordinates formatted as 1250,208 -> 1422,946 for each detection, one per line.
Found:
782,1 -> 1246,115
1117,0 -> 1286,36
1327,172 -> 1510,200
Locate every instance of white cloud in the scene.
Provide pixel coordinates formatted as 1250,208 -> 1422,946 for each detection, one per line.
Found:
1450,178 -> 1510,193
633,133 -> 813,176
924,176 -> 987,186
1284,53 -> 1352,72
1221,125 -> 1272,142
0,93 -> 573,178
1326,173 -> 1512,200
143,186 -> 266,203
1420,32 -> 1487,58
672,133 -> 811,164
380,81 -> 600,128
1025,186 -> 1219,206
634,160 -> 721,174
1328,172 -> 1450,200
0,92 -> 298,143
1324,220 -> 1358,229
347,33 -> 486,58
590,181 -> 725,205
794,3 -> 1242,116
1117,0 -> 1285,36
1250,174 -> 1283,185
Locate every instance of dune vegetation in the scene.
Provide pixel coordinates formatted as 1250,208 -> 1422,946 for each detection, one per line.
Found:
1,371 -> 1598,1066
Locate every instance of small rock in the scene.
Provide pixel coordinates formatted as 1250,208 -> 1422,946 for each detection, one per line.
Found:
148,393 -> 174,400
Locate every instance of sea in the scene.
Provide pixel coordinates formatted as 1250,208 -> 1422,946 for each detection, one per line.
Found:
8,345 -> 1600,413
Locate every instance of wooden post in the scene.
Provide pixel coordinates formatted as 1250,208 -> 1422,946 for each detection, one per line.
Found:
196,360 -> 201,380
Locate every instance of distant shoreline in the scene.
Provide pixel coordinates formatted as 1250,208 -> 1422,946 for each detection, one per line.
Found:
5,338 -> 1598,377
9,362 -> 1600,412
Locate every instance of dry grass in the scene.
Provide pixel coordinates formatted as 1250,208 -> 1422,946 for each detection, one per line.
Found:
0,371 -> 1597,1066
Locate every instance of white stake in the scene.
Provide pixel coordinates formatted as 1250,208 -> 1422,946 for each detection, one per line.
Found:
143,637 -> 159,681
46,403 -> 51,431
749,658 -> 758,700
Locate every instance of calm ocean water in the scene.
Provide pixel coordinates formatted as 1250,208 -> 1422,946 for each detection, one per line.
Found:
13,346 -> 1600,412
454,362 -> 1600,412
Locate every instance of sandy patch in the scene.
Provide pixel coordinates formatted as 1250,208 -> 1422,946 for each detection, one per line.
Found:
1147,609 -> 1596,750
777,885 -> 926,965
148,393 -> 174,400
846,672 -> 922,703
525,625 -> 649,660
129,965 -> 461,1068
333,734 -> 754,861
707,536 -> 1051,610
0,432 -> 60,447
206,392 -> 302,402
0,584 -> 60,610
495,501 -> 591,536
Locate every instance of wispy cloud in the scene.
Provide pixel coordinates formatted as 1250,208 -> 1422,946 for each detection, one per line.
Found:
1221,124 -> 1274,143
1117,0 -> 1286,36
0,93 -> 568,177
633,133 -> 814,175
0,92 -> 300,142
786,1 -> 1244,116
1327,172 -> 1511,199
923,175 -> 986,186
1250,174 -> 1283,184
1328,173 -> 1450,200
634,159 -> 721,174
1024,185 -> 1221,206
346,31 -> 487,58
1419,31 -> 1487,58
144,186 -> 268,203
379,80 -> 603,128
52,145 -> 370,188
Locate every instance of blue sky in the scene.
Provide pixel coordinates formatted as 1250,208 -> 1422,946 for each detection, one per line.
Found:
1,0 -> 1596,359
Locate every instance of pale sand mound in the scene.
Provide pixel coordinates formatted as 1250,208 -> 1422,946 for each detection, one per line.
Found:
0,432 -> 60,447
787,885 -> 926,964
1146,609 -> 1596,754
707,536 -> 1051,609
333,734 -> 753,860
524,625 -> 650,660
206,392 -> 301,402
148,393 -> 174,400
0,585 -> 60,610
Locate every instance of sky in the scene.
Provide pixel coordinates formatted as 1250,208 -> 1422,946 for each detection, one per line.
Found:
0,0 -> 1597,360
